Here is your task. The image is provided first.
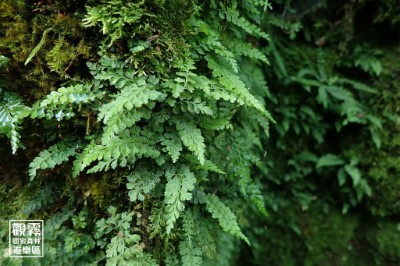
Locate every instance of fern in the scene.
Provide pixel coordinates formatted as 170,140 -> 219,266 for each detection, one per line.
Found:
161,133 -> 183,163
149,203 -> 165,239
202,192 -> 249,245
238,176 -> 268,217
28,139 -> 82,180
191,210 -> 218,259
178,98 -> 213,115
0,92 -> 30,154
95,206 -> 157,266
102,109 -> 152,143
206,55 -> 273,120
0,1 -> 273,264
176,121 -> 206,165
164,165 -> 197,234
32,83 -> 103,121
97,77 -> 165,123
226,39 -> 269,64
21,185 -> 56,216
76,131 -> 160,174
224,1 -> 269,40
194,20 -> 239,72
0,55 -> 9,67
184,154 -> 226,175
126,169 -> 162,201
179,211 -> 203,266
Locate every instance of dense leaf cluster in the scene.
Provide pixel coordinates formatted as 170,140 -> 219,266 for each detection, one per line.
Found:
1,0 -> 271,265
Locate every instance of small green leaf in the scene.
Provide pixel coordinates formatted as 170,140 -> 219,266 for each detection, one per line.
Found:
370,60 -> 382,76
344,165 -> 361,186
370,128 -> 381,149
338,168 -> 346,186
316,154 -> 345,168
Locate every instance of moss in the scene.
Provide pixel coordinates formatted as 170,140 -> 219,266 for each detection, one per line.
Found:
0,0 -> 95,98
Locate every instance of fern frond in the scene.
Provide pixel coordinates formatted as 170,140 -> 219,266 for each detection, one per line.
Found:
76,131 -> 160,174
206,55 -> 274,121
194,20 -> 238,72
226,40 -> 269,64
0,55 -> 9,67
176,121 -> 206,165
0,92 -> 30,154
149,203 -> 165,239
338,78 -> 378,93
204,193 -> 249,244
28,139 -> 82,180
178,98 -> 213,115
238,176 -> 268,217
97,80 -> 165,124
224,3 -> 269,40
179,211 -> 203,266
164,166 -> 196,234
126,169 -> 162,201
102,109 -> 151,143
161,133 -> 183,163
34,83 -> 102,121
184,154 -> 225,174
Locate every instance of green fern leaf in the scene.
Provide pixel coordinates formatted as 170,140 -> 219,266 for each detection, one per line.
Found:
149,203 -> 165,239
161,133 -> 183,163
102,109 -> 151,143
176,121 -> 206,165
179,98 -> 213,115
194,20 -> 239,72
204,193 -> 249,244
338,78 -> 378,93
164,166 -> 196,234
0,55 -> 9,67
206,55 -> 274,121
76,130 -> 160,174
0,93 -> 30,154
225,3 -> 269,40
29,140 -> 81,180
126,170 -> 162,201
33,83 -> 102,121
238,176 -> 268,217
97,80 -> 165,124
179,212 -> 203,266
227,40 -> 269,64
184,154 -> 225,174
